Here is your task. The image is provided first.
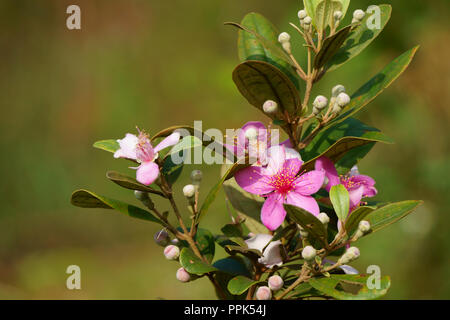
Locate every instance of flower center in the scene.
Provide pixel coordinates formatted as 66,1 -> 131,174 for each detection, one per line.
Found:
269,168 -> 296,195
136,131 -> 155,163
340,175 -> 361,190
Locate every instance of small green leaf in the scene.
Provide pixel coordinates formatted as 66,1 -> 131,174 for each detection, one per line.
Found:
330,46 -> 419,125
212,257 -> 252,278
224,245 -> 262,261
285,204 -> 328,246
365,200 -> 423,234
161,153 -> 184,185
326,5 -> 392,72
233,60 -> 302,118
221,224 -> 243,238
93,139 -> 119,153
106,171 -> 165,197
330,184 -> 350,222
227,276 -> 263,295
70,189 -> 162,225
314,25 -> 352,69
308,274 -> 391,300
179,248 -> 217,275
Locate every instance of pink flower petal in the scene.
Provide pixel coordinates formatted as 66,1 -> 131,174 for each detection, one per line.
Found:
261,193 -> 286,231
280,139 -> 293,148
154,132 -> 181,154
283,158 -> 303,177
136,161 -> 160,185
265,145 -> 286,176
239,121 -> 267,146
285,191 -> 320,216
314,156 -> 340,191
352,174 -> 376,187
294,170 -> 325,195
349,186 -> 365,209
114,133 -> 138,160
235,166 -> 274,195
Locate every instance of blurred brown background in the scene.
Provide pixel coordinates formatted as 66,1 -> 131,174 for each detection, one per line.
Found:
0,0 -> 448,299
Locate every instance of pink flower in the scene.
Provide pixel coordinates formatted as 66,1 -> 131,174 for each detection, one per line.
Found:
225,121 -> 299,165
235,145 -> 325,231
114,129 -> 181,185
314,156 -> 377,210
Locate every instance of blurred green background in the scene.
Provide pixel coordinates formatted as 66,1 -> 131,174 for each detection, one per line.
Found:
0,0 -> 448,299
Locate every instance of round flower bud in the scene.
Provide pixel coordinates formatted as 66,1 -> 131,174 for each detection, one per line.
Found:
301,245 -> 317,261
336,92 -> 351,107
255,286 -> 272,300
353,9 -> 365,21
190,170 -> 203,184
312,106 -> 320,116
171,238 -> 180,245
263,100 -> 278,114
358,220 -> 371,233
298,9 -> 307,20
134,190 -> 149,201
244,127 -> 258,141
334,11 -> 343,20
176,267 -> 191,282
303,16 -> 312,26
154,229 -> 170,247
339,246 -> 360,264
182,184 -> 195,198
313,95 -> 328,110
268,275 -> 284,291
332,84 -> 346,97
163,245 -> 180,260
317,212 -> 330,225
278,32 -> 291,43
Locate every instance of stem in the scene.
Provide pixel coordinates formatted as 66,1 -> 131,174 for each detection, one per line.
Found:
276,263 -> 310,300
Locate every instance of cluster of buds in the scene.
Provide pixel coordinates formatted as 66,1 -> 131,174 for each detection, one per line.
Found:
352,220 -> 371,241
330,84 -> 351,115
255,275 -> 284,300
352,9 -> 366,24
278,32 -> 292,54
297,9 -> 312,30
338,246 -> 360,265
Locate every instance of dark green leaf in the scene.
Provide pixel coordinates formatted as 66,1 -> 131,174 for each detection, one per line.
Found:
224,245 -> 262,260
70,189 -> 162,224
344,205 -> 377,236
227,276 -> 263,295
285,204 -> 328,246
232,60 -> 302,118
161,153 -> 184,185
179,228 -> 216,263
106,171 -> 165,197
325,5 -> 392,71
213,257 -> 252,278
315,25 -> 352,69
221,224 -> 243,238
330,185 -> 350,222
179,248 -> 217,275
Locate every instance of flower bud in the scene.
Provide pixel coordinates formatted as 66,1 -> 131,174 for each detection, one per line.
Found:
182,184 -> 195,198
338,246 -> 360,264
171,238 -> 180,245
302,245 -> 317,261
336,92 -> 351,107
154,229 -> 170,247
298,9 -> 307,20
255,286 -> 272,300
278,32 -> 290,43
268,275 -> 284,291
332,103 -> 342,114
176,267 -> 191,282
334,11 -> 343,20
353,9 -> 366,21
244,127 -> 258,141
263,100 -> 278,114
303,16 -> 312,26
332,84 -> 346,97
313,95 -> 328,110
134,190 -> 154,210
164,244 -> 180,260
298,225 -> 309,238
317,212 -> 330,225
190,170 -> 203,185
358,220 -> 371,233
312,106 -> 320,116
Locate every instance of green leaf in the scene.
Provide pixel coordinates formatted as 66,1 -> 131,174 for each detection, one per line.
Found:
179,248 -> 217,275
344,205 -> 377,236
290,282 -> 317,298
285,204 -> 328,246
330,46 -> 419,126
330,185 -> 350,222
364,200 -> 423,234
70,189 -> 162,225
315,25 -> 352,69
161,152 -> 184,185
303,0 -> 321,21
227,276 -> 263,295
232,60 -> 302,118
308,274 -> 391,300
232,12 -> 300,87
221,224 -> 243,238
221,165 -> 268,234
212,257 -> 252,278
224,245 -> 263,261
325,5 -> 392,72
106,171 -> 165,197
166,135 -> 203,157
315,0 -> 341,33
93,139 -> 119,153
196,161 -> 251,224
301,118 -> 393,170
178,228 -> 216,263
